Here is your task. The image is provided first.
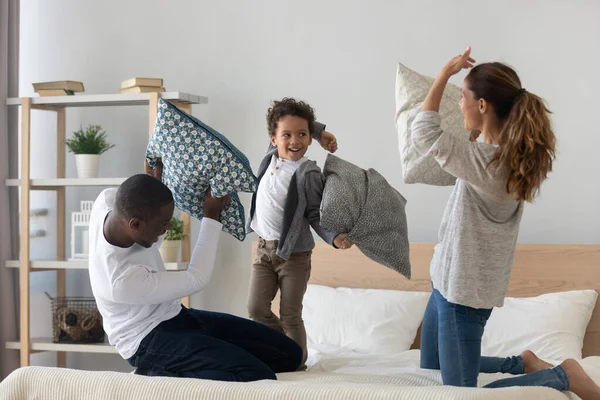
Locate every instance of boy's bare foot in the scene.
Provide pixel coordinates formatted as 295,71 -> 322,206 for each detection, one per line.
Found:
521,350 -> 553,373
561,359 -> 600,400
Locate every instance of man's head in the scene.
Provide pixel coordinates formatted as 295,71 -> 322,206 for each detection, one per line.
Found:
114,174 -> 174,248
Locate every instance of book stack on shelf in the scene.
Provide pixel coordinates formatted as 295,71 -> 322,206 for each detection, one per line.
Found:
120,77 -> 164,93
33,81 -> 85,96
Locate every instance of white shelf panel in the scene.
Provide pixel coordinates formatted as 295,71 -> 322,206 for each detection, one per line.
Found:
5,260 -> 189,271
5,178 -> 127,187
6,92 -> 208,107
6,338 -> 117,354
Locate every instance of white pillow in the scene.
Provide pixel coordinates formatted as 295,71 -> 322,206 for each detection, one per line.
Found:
303,284 -> 430,354
395,62 -> 470,186
482,290 -> 598,361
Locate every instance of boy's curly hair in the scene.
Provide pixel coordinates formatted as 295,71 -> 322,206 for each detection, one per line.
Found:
266,97 -> 315,137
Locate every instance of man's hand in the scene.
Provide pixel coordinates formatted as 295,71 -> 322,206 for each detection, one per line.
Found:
202,188 -> 231,221
319,130 -> 338,153
145,158 -> 163,181
333,233 -> 353,250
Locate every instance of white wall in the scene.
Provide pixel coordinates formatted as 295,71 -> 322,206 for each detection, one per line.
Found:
19,0 -> 600,370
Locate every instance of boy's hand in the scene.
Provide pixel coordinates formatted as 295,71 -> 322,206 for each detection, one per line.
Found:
319,130 -> 338,153
145,158 -> 163,181
334,233 -> 353,250
202,188 -> 231,221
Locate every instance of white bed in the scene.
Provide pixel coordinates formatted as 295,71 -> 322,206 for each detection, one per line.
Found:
3,349 -> 600,400
302,346 -> 600,399
1,242 -> 599,400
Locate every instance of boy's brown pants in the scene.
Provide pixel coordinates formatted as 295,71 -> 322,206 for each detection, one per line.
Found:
247,238 -> 312,364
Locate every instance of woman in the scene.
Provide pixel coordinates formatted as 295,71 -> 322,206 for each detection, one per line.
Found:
413,47 -> 600,399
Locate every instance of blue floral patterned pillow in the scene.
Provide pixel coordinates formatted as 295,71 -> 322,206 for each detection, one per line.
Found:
146,98 -> 257,241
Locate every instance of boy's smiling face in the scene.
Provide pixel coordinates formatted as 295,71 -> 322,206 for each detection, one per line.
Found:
270,115 -> 312,162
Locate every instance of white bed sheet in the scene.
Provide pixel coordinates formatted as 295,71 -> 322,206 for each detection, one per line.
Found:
297,344 -> 600,399
306,345 -> 424,375
3,346 -> 600,400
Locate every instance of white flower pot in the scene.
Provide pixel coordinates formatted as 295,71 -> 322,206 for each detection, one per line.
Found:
75,154 -> 100,178
159,240 -> 181,263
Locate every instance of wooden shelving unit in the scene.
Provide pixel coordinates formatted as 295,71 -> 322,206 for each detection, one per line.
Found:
4,92 -> 204,366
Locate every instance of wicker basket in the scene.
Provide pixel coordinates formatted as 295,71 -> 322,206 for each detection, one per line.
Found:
46,292 -> 105,343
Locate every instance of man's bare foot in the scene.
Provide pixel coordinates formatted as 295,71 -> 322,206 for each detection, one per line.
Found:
561,359 -> 600,400
521,350 -> 553,373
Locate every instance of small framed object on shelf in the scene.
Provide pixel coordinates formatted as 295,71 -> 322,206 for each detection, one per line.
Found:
70,201 -> 93,260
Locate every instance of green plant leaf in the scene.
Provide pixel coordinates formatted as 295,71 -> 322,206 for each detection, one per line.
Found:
164,217 -> 186,241
66,124 -> 115,155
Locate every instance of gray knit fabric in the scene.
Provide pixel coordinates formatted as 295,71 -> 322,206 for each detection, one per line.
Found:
320,155 -> 411,279
412,111 -> 524,309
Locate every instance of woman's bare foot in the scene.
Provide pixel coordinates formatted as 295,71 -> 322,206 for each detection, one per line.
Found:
521,350 -> 553,373
561,359 -> 600,400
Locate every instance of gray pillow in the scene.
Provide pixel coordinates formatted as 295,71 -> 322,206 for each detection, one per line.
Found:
320,154 -> 411,279
395,62 -> 471,186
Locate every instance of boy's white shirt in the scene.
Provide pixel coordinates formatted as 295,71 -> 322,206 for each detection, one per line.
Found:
250,155 -> 307,240
88,188 -> 222,359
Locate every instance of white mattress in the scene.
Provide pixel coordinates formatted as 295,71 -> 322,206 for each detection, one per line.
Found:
2,347 -> 599,400
306,345 -> 596,391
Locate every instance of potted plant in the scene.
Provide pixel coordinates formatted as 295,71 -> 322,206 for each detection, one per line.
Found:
159,217 -> 185,262
66,125 -> 115,178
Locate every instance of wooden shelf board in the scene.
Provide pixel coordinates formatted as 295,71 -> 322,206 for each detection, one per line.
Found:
6,92 -> 208,107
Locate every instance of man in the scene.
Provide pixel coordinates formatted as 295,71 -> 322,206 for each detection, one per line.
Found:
88,173 -> 302,381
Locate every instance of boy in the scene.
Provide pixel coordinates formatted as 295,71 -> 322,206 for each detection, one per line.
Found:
247,98 -> 352,364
